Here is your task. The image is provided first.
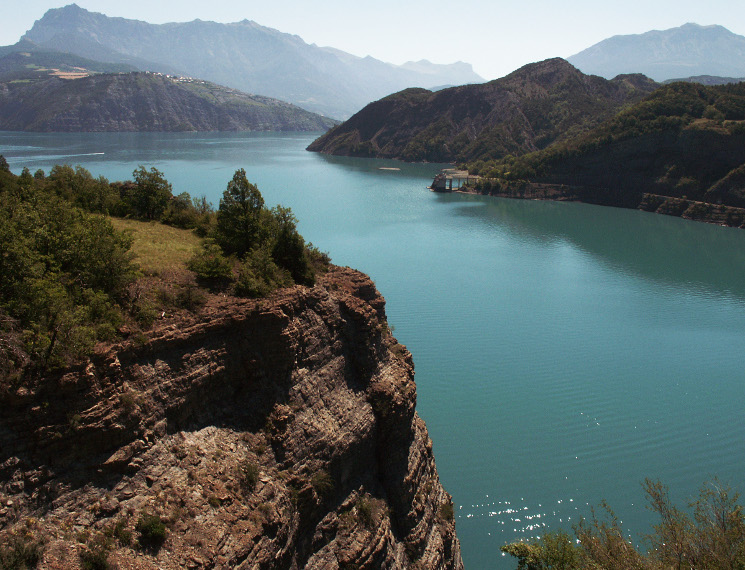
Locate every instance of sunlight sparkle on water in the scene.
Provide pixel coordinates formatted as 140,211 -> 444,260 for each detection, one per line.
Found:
458,494 -> 588,539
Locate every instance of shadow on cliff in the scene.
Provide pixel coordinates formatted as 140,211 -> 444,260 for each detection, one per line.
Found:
0,272 -> 420,559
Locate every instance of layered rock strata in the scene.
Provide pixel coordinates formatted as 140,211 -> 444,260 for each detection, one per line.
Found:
0,266 -> 462,569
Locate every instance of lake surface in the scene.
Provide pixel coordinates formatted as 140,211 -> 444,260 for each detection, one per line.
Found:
3,131 -> 745,568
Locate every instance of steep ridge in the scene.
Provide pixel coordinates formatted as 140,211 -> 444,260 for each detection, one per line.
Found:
20,4 -> 484,119
307,58 -> 658,162
0,266 -> 462,568
0,72 -> 338,132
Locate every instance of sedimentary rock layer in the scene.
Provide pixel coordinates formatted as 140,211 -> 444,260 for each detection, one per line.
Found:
0,266 -> 462,569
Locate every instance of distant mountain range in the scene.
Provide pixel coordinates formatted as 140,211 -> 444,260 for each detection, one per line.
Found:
0,71 -> 338,132
16,4 -> 484,119
568,23 -> 745,81
308,59 -> 658,163
664,75 -> 745,86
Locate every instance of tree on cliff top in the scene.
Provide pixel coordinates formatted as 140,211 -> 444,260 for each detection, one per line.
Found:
215,168 -> 265,257
0,168 -> 138,377
207,169 -> 320,293
129,166 -> 173,220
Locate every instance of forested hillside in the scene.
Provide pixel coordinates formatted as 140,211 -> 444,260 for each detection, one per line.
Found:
307,59 -> 657,162
471,81 -> 745,210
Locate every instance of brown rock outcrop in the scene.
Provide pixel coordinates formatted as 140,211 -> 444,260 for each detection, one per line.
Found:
0,266 -> 462,569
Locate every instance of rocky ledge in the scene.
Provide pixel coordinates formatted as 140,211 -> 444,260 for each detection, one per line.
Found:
0,266 -> 462,569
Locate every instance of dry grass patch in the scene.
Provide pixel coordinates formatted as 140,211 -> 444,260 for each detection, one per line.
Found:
110,218 -> 203,275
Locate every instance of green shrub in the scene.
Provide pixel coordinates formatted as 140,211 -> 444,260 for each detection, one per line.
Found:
311,470 -> 335,500
502,479 -> 745,569
0,533 -> 43,569
187,240 -> 233,283
239,460 -> 259,492
234,247 -> 292,298
356,497 -> 375,528
306,243 -> 331,275
0,185 -> 138,371
135,513 -> 166,550
501,531 -> 581,570
174,285 -> 207,312
109,518 -> 132,547
79,535 -> 112,570
439,500 -> 454,522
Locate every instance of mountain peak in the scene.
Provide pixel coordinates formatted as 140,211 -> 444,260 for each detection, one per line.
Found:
308,57 -> 656,162
18,5 -> 484,119
679,22 -> 725,31
568,23 -> 745,81
501,57 -> 580,82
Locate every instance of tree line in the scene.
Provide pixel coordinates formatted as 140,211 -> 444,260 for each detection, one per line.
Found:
0,157 -> 327,382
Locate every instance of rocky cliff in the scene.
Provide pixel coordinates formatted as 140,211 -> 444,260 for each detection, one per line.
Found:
0,266 -> 462,569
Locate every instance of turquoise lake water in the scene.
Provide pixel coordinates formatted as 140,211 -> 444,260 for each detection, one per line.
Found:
3,131 -> 745,568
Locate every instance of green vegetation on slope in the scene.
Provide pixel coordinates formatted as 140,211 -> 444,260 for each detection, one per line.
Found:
470,81 -> 745,209
0,157 -> 328,382
0,163 -> 138,376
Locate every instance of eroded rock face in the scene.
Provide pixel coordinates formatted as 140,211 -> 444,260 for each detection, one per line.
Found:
0,266 -> 462,569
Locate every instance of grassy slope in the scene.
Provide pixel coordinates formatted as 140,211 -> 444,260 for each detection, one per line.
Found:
110,218 -> 203,275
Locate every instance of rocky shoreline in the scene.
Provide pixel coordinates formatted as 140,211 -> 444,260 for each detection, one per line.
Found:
451,180 -> 745,229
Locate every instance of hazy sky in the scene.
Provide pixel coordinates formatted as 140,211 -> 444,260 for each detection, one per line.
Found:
4,0 -> 745,80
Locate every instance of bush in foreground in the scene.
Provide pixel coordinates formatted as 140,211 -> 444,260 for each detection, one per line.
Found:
501,478 -> 745,569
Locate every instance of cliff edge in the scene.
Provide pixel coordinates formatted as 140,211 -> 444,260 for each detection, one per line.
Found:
0,266 -> 462,569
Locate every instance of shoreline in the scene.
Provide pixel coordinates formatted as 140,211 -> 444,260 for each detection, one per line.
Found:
436,182 -> 745,229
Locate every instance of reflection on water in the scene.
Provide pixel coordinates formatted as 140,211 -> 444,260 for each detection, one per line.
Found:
438,192 -> 745,301
315,151 -> 448,179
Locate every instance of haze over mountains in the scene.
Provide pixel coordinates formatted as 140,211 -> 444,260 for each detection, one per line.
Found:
568,23 -> 745,81
17,4 -> 484,119
0,72 -> 338,132
2,8 -> 743,137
